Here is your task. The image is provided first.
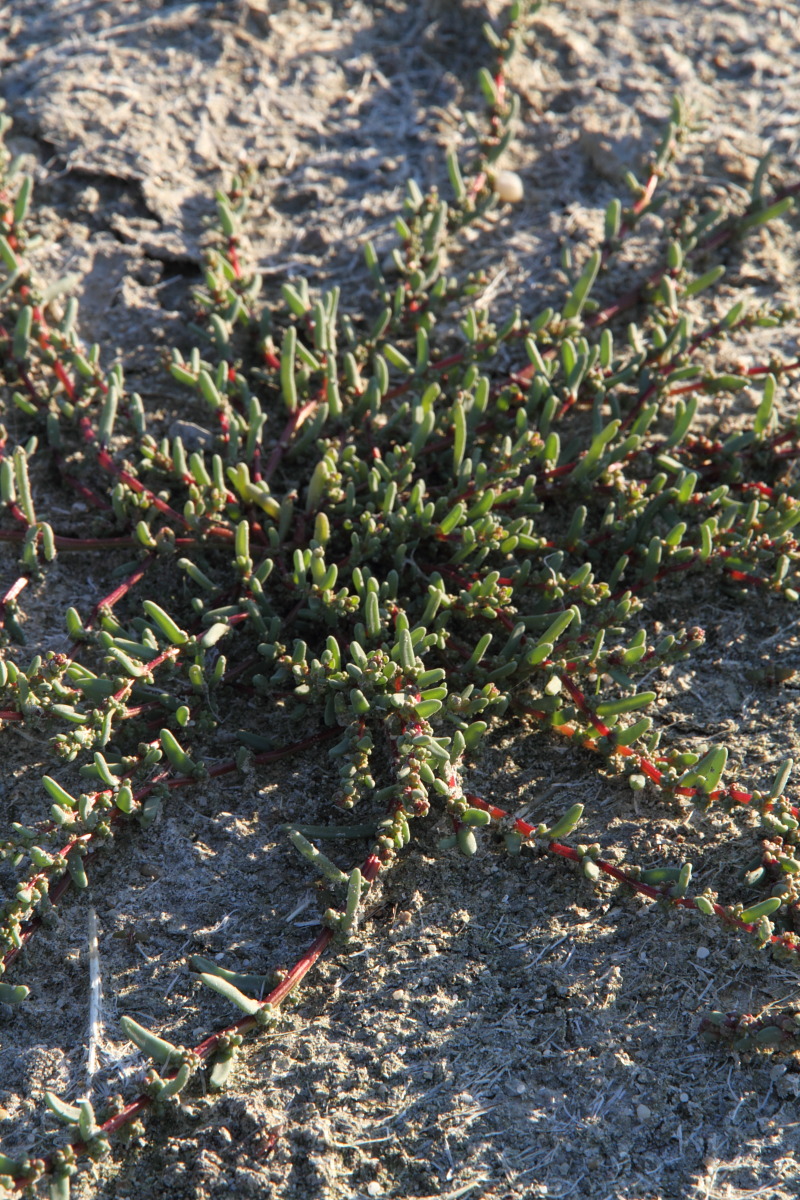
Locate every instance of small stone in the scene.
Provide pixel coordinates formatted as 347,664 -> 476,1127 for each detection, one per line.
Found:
493,169 -> 524,203
776,1074 -> 800,1099
367,1184 -> 383,1197
636,1104 -> 651,1122
169,420 -> 214,450
680,1092 -> 689,1103
696,946 -> 710,959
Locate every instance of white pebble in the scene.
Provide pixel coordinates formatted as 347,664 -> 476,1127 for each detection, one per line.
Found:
696,946 -> 710,959
493,169 -> 524,203
636,1103 -> 651,1122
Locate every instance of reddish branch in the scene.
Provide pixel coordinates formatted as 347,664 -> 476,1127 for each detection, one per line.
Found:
89,562 -> 151,626
1,575 -> 27,609
0,574 -> 27,638
515,695 -> 796,818
463,792 -> 800,956
8,839 -> 382,1191
262,399 -> 318,483
586,177 -> 800,330
0,728 -> 338,975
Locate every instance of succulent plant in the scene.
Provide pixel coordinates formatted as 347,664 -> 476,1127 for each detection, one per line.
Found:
1,3 -> 800,1194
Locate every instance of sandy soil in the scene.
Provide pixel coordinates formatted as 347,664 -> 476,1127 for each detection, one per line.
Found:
1,2 -> 800,1198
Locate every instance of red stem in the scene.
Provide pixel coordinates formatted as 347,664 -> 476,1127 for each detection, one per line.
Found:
262,400 -> 318,483
0,728 -> 339,975
514,703 -> 797,818
557,671 -> 612,738
463,792 -> 800,953
587,177 -> 800,330
89,561 -> 151,625
9,843 -> 382,1189
1,576 -> 28,607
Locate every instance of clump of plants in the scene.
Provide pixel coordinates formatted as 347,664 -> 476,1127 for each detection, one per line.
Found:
1,2 -> 800,1194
